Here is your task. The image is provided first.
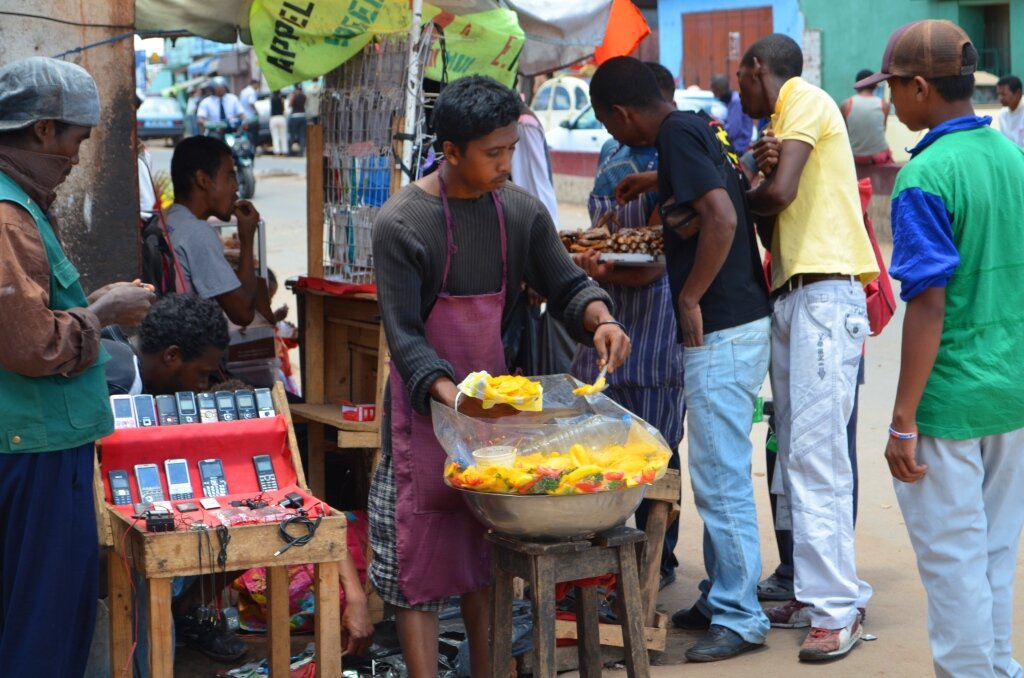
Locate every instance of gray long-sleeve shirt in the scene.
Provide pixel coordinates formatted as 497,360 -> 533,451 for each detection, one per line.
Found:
373,181 -> 612,416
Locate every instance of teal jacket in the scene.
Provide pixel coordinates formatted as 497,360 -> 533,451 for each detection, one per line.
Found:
0,170 -> 113,453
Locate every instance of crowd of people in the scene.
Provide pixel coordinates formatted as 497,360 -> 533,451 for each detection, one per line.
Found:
1,14 -> 1023,678
182,76 -> 312,156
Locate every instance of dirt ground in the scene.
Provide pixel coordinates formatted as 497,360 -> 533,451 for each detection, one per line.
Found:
126,167 -> 1022,677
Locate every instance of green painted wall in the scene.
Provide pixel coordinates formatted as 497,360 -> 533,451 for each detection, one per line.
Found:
801,0 -> 1021,102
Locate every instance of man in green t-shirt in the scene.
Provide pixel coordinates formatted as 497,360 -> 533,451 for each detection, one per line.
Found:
863,20 -> 1024,677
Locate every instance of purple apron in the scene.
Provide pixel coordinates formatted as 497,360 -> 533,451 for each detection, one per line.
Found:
390,177 -> 508,605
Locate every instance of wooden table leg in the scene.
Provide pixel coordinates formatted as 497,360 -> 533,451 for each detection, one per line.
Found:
314,560 -> 342,678
146,577 -> 174,678
575,585 -> 602,678
107,546 -> 133,678
490,561 -> 514,678
639,501 -> 669,626
614,546 -> 650,678
267,566 -> 292,677
531,559 -> 557,678
307,421 -> 326,499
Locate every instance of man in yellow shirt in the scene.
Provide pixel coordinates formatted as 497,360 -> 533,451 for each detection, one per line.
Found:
741,33 -> 879,663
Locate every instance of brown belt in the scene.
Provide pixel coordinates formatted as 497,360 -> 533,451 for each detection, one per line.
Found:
772,273 -> 855,299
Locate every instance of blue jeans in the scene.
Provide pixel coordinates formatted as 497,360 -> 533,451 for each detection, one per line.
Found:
685,316 -> 771,643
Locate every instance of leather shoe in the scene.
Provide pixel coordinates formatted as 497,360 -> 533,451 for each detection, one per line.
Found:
685,624 -> 762,663
671,605 -> 711,630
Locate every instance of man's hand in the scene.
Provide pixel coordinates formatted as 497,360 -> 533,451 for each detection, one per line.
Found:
89,281 -> 155,326
677,294 -> 704,347
751,130 -> 781,177
593,322 -> 630,373
234,200 -> 260,241
614,171 -> 658,205
885,434 -> 928,483
341,598 -> 374,657
572,250 -> 615,282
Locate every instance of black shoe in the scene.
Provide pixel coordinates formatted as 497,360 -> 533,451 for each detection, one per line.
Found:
177,610 -> 248,663
671,604 -> 712,630
685,624 -> 762,663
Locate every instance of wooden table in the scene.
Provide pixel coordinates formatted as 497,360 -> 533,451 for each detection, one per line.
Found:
105,513 -> 347,678
98,384 -> 348,677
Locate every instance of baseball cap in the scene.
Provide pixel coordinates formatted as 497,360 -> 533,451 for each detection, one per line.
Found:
0,57 -> 100,132
855,20 -> 976,89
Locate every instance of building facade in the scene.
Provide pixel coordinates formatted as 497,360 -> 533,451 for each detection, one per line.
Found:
657,0 -> 1024,102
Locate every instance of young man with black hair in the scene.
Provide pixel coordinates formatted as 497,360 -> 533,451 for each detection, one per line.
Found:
166,135 -> 261,326
369,75 -> 628,678
590,56 -> 771,663
572,60 -> 685,592
739,33 -> 879,661
103,293 -> 230,396
841,69 -> 893,164
710,73 -> 755,153
997,74 -> 1023,147
862,21 -> 1024,676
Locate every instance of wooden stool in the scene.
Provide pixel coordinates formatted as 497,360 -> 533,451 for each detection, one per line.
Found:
488,526 -> 650,678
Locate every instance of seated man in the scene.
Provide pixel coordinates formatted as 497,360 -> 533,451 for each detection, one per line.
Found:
104,293 -> 229,396
165,135 -> 261,327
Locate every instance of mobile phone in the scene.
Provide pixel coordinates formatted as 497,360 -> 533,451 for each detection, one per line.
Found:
155,394 -> 179,426
215,391 -> 237,422
254,388 -> 275,418
163,458 -> 195,500
110,395 -> 137,429
133,394 -> 158,427
175,392 -> 199,424
235,389 -> 257,420
252,454 -> 279,492
134,463 -> 166,504
108,469 -> 133,506
198,458 -> 229,497
197,392 -> 218,424
177,502 -> 199,512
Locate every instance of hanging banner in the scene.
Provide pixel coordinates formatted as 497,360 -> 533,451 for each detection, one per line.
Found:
250,0 -> 411,90
251,0 -> 525,90
421,5 -> 524,87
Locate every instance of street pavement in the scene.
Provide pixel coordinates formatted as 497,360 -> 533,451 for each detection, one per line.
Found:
145,145 -> 1024,675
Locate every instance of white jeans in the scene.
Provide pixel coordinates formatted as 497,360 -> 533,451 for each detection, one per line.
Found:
771,279 -> 872,629
896,431 -> 1024,678
270,114 -> 288,155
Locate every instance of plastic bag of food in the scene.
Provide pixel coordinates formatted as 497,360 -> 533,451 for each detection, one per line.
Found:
433,374 -> 671,495
457,371 -> 543,411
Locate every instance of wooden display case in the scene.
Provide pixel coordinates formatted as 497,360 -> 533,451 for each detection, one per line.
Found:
95,383 -> 346,678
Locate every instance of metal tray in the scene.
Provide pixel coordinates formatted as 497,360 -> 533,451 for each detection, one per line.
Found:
597,253 -> 665,266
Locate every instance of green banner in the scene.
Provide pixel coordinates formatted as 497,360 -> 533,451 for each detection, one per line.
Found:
250,0 -> 411,91
420,5 -> 523,87
250,0 -> 524,90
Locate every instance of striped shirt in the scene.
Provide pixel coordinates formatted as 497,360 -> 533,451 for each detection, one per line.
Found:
572,141 -> 684,389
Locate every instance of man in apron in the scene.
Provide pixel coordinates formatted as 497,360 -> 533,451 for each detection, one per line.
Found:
370,75 -> 629,677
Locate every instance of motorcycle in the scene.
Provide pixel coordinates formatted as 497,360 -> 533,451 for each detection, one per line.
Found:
204,118 -> 257,199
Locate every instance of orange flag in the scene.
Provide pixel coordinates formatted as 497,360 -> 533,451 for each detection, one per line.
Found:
594,0 -> 651,63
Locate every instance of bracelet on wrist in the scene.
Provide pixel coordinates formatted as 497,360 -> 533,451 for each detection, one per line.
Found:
594,319 -> 626,333
888,425 -> 918,440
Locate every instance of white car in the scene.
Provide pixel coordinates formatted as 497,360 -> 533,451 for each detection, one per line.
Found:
545,89 -> 729,154
531,76 -> 592,132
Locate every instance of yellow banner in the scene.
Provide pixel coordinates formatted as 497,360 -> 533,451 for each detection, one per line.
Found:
250,0 -> 524,90
250,0 -> 410,90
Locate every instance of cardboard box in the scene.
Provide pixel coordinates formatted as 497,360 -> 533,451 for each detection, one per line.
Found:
340,401 -> 376,422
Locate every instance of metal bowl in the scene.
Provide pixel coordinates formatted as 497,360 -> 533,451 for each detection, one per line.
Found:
456,484 -> 647,540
